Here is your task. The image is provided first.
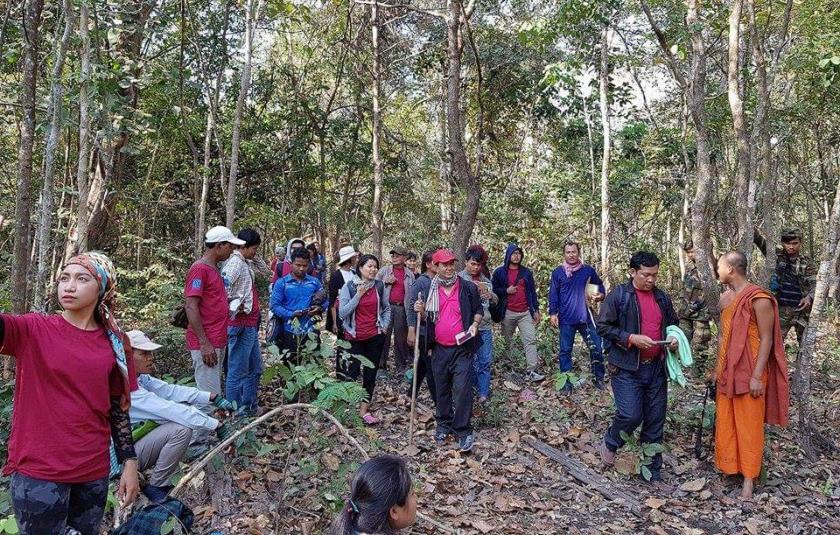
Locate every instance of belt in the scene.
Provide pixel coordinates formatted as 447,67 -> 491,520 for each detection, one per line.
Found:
390,302 -> 404,307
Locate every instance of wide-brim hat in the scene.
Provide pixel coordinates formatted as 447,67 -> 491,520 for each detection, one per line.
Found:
338,246 -> 358,265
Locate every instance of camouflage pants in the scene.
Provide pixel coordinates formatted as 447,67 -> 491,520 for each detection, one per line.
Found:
11,472 -> 108,535
679,318 -> 712,350
778,306 -> 808,346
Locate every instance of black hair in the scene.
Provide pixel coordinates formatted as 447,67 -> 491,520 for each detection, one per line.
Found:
723,251 -> 748,275
629,251 -> 660,270
291,248 -> 311,262
355,254 -> 380,276
330,455 -> 413,535
406,251 -> 417,261
563,241 -> 581,253
464,249 -> 484,264
682,240 -> 694,252
237,228 -> 261,248
306,242 -> 319,255
420,249 -> 436,274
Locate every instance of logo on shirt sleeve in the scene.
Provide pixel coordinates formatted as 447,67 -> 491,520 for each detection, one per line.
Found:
191,278 -> 202,290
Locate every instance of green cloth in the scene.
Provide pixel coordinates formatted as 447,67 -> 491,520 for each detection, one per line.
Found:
665,325 -> 693,387
131,420 -> 160,442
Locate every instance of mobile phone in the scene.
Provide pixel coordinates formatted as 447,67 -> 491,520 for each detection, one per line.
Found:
455,330 -> 474,345
653,340 -> 672,345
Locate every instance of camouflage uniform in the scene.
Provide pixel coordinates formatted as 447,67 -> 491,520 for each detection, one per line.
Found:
771,248 -> 816,346
679,265 -> 712,354
10,472 -> 109,535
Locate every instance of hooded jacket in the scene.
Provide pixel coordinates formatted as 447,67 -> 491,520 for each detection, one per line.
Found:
491,243 -> 539,318
271,237 -> 307,284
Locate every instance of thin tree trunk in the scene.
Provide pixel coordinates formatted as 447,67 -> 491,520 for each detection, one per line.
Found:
437,64 -> 449,233
34,0 -> 74,311
727,0 -> 753,257
74,0 -> 92,254
226,0 -> 263,227
598,25 -> 611,284
581,92 -> 598,255
447,0 -> 479,261
795,172 -> 840,458
11,0 -> 44,313
370,0 -> 384,259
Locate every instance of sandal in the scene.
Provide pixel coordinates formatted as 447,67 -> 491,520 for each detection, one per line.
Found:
362,413 -> 379,425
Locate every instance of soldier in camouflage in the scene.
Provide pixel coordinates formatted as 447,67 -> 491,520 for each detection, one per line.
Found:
755,228 -> 816,345
679,241 -> 712,354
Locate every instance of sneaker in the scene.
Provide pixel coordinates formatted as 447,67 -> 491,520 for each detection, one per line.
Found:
458,434 -> 475,453
142,484 -> 172,504
599,439 -> 616,467
434,430 -> 448,445
527,370 -> 546,382
594,377 -> 606,390
560,381 -> 573,395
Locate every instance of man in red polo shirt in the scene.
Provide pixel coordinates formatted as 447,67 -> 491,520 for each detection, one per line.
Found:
377,246 -> 416,375
422,249 -> 483,453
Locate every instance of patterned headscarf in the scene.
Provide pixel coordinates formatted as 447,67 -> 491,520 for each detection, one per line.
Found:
64,251 -> 133,408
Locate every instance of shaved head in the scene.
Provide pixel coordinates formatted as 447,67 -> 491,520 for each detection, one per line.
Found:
723,251 -> 748,275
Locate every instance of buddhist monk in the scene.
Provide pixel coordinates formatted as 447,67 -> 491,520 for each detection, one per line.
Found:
713,251 -> 789,501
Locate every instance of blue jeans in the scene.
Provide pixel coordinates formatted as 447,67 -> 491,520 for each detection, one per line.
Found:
558,321 -> 604,380
604,360 -> 668,478
226,326 -> 263,414
473,330 -> 493,398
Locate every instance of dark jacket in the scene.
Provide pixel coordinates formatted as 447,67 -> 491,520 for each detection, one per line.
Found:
326,268 -> 352,333
491,243 -> 539,318
596,281 -> 679,371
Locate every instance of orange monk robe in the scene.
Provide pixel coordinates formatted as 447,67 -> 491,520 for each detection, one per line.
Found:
715,285 -> 789,479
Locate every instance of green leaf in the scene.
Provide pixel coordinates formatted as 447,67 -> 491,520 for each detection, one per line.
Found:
160,517 -> 176,535
641,465 -> 652,481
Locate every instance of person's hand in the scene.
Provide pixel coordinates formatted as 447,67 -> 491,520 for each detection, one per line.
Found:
307,305 -> 323,316
796,296 -> 812,311
533,312 -> 542,324
293,309 -> 306,318
629,334 -> 656,349
216,422 -> 232,441
357,284 -> 371,297
468,322 -> 479,337
506,285 -> 517,295
384,274 -> 396,285
201,343 -> 217,367
407,329 -> 416,348
118,459 -> 140,506
667,336 -> 678,351
213,396 -> 237,412
550,315 -> 559,328
479,286 -> 491,300
414,299 -> 425,315
590,293 -> 605,303
749,377 -> 765,398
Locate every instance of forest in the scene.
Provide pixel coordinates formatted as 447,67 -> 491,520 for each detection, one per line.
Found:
0,0 -> 838,533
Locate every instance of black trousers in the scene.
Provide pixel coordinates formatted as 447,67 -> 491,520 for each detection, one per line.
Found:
431,343 -> 473,438
339,334 -> 385,402
407,332 -> 437,404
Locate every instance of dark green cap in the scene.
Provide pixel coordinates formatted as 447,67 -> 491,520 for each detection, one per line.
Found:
781,228 -> 803,242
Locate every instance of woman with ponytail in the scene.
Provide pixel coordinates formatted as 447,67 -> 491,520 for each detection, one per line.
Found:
1,251 -> 139,534
330,455 -> 417,535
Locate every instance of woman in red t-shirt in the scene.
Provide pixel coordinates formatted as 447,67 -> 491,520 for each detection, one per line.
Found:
0,252 -> 139,534
337,255 -> 392,425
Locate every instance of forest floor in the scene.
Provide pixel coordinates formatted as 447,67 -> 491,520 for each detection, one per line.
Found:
162,325 -> 839,535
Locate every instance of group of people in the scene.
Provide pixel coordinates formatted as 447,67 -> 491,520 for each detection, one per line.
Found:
0,221 -> 815,533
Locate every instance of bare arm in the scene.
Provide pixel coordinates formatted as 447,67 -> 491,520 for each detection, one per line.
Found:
185,296 -> 216,366
750,297 -> 775,397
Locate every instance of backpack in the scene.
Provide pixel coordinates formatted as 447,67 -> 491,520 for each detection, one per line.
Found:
111,498 -> 194,535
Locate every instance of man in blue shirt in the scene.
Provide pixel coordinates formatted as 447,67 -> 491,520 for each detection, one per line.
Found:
548,241 -> 606,391
270,247 -> 327,363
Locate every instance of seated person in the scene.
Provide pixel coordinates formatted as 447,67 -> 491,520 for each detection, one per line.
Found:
110,330 -> 235,503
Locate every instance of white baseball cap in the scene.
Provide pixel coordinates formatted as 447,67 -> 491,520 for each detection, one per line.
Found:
337,246 -> 358,265
127,330 -> 163,351
205,226 -> 246,245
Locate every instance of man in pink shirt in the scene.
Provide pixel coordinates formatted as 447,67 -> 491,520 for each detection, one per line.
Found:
421,249 -> 483,453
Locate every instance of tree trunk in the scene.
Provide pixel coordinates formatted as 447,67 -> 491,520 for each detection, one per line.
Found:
226,0 -> 263,228
598,25 -> 611,284
795,172 -> 840,458
33,0 -> 74,310
437,63 -> 449,233
370,0 -> 384,259
74,0 -> 92,254
447,0 -> 479,261
727,0 -> 753,257
686,0 -> 721,326
11,0 -> 44,313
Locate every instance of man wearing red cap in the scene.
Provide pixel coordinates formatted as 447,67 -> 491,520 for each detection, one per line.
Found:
422,249 -> 483,453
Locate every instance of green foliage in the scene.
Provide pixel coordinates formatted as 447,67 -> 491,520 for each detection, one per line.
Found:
0,515 -> 18,535
619,430 -> 666,481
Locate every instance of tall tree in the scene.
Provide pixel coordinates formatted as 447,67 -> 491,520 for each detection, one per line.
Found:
74,0 -> 92,254
370,0 -> 384,258
598,24 -> 611,283
11,0 -> 45,313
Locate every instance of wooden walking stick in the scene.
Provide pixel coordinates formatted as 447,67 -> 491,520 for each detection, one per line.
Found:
409,291 -> 423,446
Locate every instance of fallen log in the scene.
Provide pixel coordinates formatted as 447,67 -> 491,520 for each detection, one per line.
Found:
522,436 -> 644,518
